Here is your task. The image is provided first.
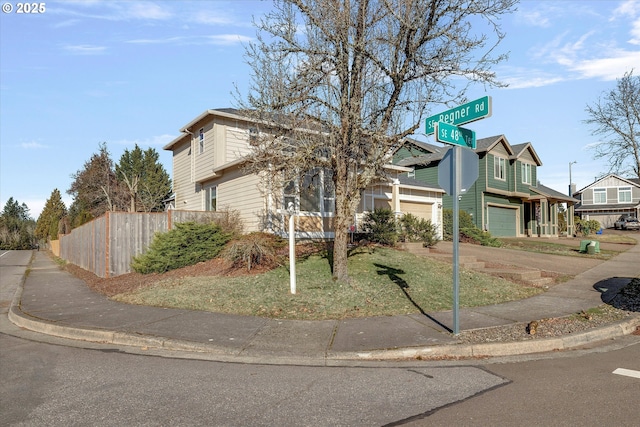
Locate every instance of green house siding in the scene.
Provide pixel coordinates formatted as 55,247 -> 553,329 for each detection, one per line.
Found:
393,146 -> 429,163
515,160 -> 537,193
487,154 -> 510,192
414,167 -> 438,186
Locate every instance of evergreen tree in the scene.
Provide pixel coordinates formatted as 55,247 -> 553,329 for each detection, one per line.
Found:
0,197 -> 35,249
115,145 -> 172,212
35,189 -> 67,241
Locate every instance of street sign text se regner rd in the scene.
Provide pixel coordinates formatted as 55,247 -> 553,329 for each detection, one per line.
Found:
425,96 -> 492,135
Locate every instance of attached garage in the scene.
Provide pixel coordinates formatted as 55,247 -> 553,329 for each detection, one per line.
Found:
400,201 -> 433,221
487,206 -> 517,237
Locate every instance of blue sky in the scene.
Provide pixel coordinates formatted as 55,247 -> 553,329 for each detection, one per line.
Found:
1,0 -> 639,219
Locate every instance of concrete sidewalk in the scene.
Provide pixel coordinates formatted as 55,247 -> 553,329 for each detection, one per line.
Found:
7,240 -> 640,365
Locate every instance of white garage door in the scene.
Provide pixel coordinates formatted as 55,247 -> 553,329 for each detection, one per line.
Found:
400,201 -> 433,221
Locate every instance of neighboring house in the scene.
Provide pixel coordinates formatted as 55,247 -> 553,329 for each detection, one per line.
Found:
574,174 -> 640,228
394,135 -> 579,237
163,108 -> 445,240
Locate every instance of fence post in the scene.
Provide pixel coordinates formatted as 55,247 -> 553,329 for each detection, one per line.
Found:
105,211 -> 110,279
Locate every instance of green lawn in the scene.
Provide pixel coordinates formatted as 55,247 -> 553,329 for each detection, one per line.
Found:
113,246 -> 543,320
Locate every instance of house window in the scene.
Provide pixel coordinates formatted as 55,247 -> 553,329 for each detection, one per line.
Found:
494,156 -> 506,180
283,180 -> 297,211
248,127 -> 259,146
521,163 -> 532,185
199,128 -> 204,154
205,185 -> 217,211
619,187 -> 631,203
593,188 -> 606,204
284,168 -> 335,213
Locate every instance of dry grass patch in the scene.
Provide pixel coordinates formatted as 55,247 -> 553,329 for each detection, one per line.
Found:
113,246 -> 543,320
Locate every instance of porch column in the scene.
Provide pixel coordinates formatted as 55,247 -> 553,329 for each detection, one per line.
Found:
392,179 -> 401,219
567,204 -> 575,236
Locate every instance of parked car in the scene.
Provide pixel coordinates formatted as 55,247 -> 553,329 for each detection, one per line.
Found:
614,216 -> 640,230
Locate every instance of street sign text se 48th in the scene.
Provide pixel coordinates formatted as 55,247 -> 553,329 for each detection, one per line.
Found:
425,96 -> 492,135
435,121 -> 476,149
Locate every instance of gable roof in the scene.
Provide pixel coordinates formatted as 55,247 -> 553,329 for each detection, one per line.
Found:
475,134 -> 514,155
575,173 -> 640,194
163,108 -> 251,150
510,142 -> 542,166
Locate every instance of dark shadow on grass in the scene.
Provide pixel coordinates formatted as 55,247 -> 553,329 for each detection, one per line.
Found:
374,263 -> 453,333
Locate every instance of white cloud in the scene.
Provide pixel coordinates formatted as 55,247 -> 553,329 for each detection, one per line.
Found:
20,141 -> 48,149
569,49 -> 640,80
63,44 -> 107,55
192,10 -> 234,25
504,75 -> 565,90
497,67 -> 565,89
126,34 -> 252,46
126,2 -> 172,20
611,0 -> 640,19
629,17 -> 640,45
53,0 -> 173,22
517,10 -> 551,28
126,36 -> 188,45
205,34 -> 253,45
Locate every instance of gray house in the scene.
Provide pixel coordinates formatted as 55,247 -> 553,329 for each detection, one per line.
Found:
574,174 -> 640,227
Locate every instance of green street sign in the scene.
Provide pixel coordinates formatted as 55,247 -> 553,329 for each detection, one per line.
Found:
425,96 -> 492,135
435,121 -> 476,149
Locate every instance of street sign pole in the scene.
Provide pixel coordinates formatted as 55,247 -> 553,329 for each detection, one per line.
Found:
452,145 -> 460,335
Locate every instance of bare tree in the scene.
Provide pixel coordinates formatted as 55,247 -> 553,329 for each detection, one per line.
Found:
68,142 -> 126,218
584,70 -> 640,180
240,0 -> 516,282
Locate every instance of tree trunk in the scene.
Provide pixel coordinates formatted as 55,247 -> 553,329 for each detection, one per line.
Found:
332,197 -> 350,284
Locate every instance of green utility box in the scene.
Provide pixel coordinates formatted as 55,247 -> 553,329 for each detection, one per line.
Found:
579,240 -> 600,254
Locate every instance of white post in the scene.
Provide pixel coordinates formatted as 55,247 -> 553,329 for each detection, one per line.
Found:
288,202 -> 296,294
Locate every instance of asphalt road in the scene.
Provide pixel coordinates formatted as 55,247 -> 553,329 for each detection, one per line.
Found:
0,331 -> 507,426
409,338 -> 640,426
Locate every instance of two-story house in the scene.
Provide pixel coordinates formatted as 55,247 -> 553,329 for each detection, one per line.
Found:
163,108 -> 445,239
574,174 -> 640,227
394,135 -> 578,237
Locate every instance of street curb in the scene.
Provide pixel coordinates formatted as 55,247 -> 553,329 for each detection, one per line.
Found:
9,298 -> 640,365
7,250 -> 639,365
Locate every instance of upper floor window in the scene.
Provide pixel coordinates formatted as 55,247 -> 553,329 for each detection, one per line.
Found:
593,188 -> 606,204
494,156 -> 506,180
619,187 -> 632,203
521,162 -> 532,185
199,128 -> 205,154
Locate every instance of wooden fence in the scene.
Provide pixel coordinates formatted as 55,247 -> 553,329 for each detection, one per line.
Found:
59,210 -> 226,278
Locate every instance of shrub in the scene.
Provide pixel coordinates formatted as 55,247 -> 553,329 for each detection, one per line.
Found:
460,227 -> 502,247
221,232 -> 286,271
398,213 -> 439,247
442,209 -> 475,241
213,207 -> 244,237
131,222 -> 231,274
443,208 -> 501,246
575,217 -> 601,236
362,208 -> 398,246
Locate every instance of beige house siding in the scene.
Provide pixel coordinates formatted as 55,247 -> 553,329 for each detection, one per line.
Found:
204,165 -> 265,232
165,109 -> 445,239
172,139 -> 201,211
226,127 -> 253,162
194,122 -> 216,183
